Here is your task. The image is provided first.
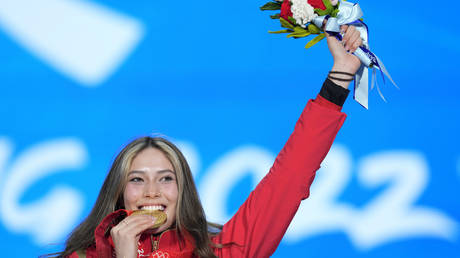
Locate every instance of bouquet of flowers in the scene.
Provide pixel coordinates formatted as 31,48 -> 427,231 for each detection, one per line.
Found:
260,0 -> 340,49
260,0 -> 398,109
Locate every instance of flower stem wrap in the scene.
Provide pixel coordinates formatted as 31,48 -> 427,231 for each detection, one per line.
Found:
312,2 -> 398,109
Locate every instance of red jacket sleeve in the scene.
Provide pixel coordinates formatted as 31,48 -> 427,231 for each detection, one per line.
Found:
212,98 -> 347,257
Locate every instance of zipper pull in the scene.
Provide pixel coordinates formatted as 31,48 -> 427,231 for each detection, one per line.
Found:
150,234 -> 159,252
153,239 -> 159,251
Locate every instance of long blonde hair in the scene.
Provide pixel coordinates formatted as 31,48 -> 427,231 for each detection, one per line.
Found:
53,136 -> 220,257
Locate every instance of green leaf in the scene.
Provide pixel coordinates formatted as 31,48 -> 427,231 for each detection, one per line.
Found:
322,0 -> 333,10
293,26 -> 307,33
260,1 -> 281,11
331,8 -> 339,17
314,7 -> 330,16
288,16 -> 297,25
305,33 -> 325,49
270,14 -> 280,19
287,31 -> 311,38
314,0 -> 337,16
307,24 -> 321,34
279,17 -> 295,30
269,29 -> 292,34
331,1 -> 340,17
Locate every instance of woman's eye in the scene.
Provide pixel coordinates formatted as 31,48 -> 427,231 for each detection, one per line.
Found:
129,177 -> 143,182
160,176 -> 174,182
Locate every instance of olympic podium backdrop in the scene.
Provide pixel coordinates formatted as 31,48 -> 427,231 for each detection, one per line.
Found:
0,0 -> 459,257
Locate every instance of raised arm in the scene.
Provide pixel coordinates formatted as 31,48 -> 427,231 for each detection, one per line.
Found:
212,26 -> 362,257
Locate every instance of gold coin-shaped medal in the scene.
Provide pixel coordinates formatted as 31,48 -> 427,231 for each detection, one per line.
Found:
131,210 -> 167,228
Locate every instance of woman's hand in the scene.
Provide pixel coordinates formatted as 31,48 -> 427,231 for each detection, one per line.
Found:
326,25 -> 363,89
110,214 -> 157,258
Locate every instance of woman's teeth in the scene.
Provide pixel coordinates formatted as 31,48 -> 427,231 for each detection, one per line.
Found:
141,205 -> 165,211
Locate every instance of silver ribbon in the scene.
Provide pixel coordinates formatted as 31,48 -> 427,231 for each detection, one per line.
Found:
312,1 -> 397,109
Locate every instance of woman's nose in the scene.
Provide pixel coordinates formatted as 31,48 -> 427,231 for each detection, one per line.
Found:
144,182 -> 161,198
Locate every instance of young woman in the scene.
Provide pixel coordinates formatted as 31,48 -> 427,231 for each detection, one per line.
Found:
55,25 -> 363,258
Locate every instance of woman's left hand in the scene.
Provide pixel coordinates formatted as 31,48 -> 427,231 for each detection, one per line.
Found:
326,25 -> 363,88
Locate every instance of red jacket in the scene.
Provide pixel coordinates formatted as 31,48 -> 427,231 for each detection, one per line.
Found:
69,96 -> 346,258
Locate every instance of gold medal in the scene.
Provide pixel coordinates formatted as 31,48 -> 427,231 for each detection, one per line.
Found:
131,210 -> 167,228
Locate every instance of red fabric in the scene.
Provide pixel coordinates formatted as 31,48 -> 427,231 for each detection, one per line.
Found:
69,97 -> 346,257
212,98 -> 346,257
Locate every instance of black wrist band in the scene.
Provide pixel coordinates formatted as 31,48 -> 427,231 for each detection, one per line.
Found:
327,75 -> 354,82
329,71 -> 355,77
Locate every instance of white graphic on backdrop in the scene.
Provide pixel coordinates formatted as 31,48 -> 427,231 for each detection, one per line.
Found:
0,138 -> 456,249
285,145 -> 355,241
0,0 -> 144,86
198,144 -> 458,249
352,151 -> 457,248
200,146 -> 275,223
285,146 -> 458,249
0,138 -> 87,244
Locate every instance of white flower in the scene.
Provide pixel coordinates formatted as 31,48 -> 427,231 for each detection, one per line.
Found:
330,0 -> 339,6
290,0 -> 318,28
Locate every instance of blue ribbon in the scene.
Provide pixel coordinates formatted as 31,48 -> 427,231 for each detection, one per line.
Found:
312,1 -> 398,109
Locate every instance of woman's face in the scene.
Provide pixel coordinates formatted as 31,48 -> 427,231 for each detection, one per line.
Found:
123,147 -> 178,233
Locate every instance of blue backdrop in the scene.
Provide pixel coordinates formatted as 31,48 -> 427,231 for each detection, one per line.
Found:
0,0 -> 459,257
